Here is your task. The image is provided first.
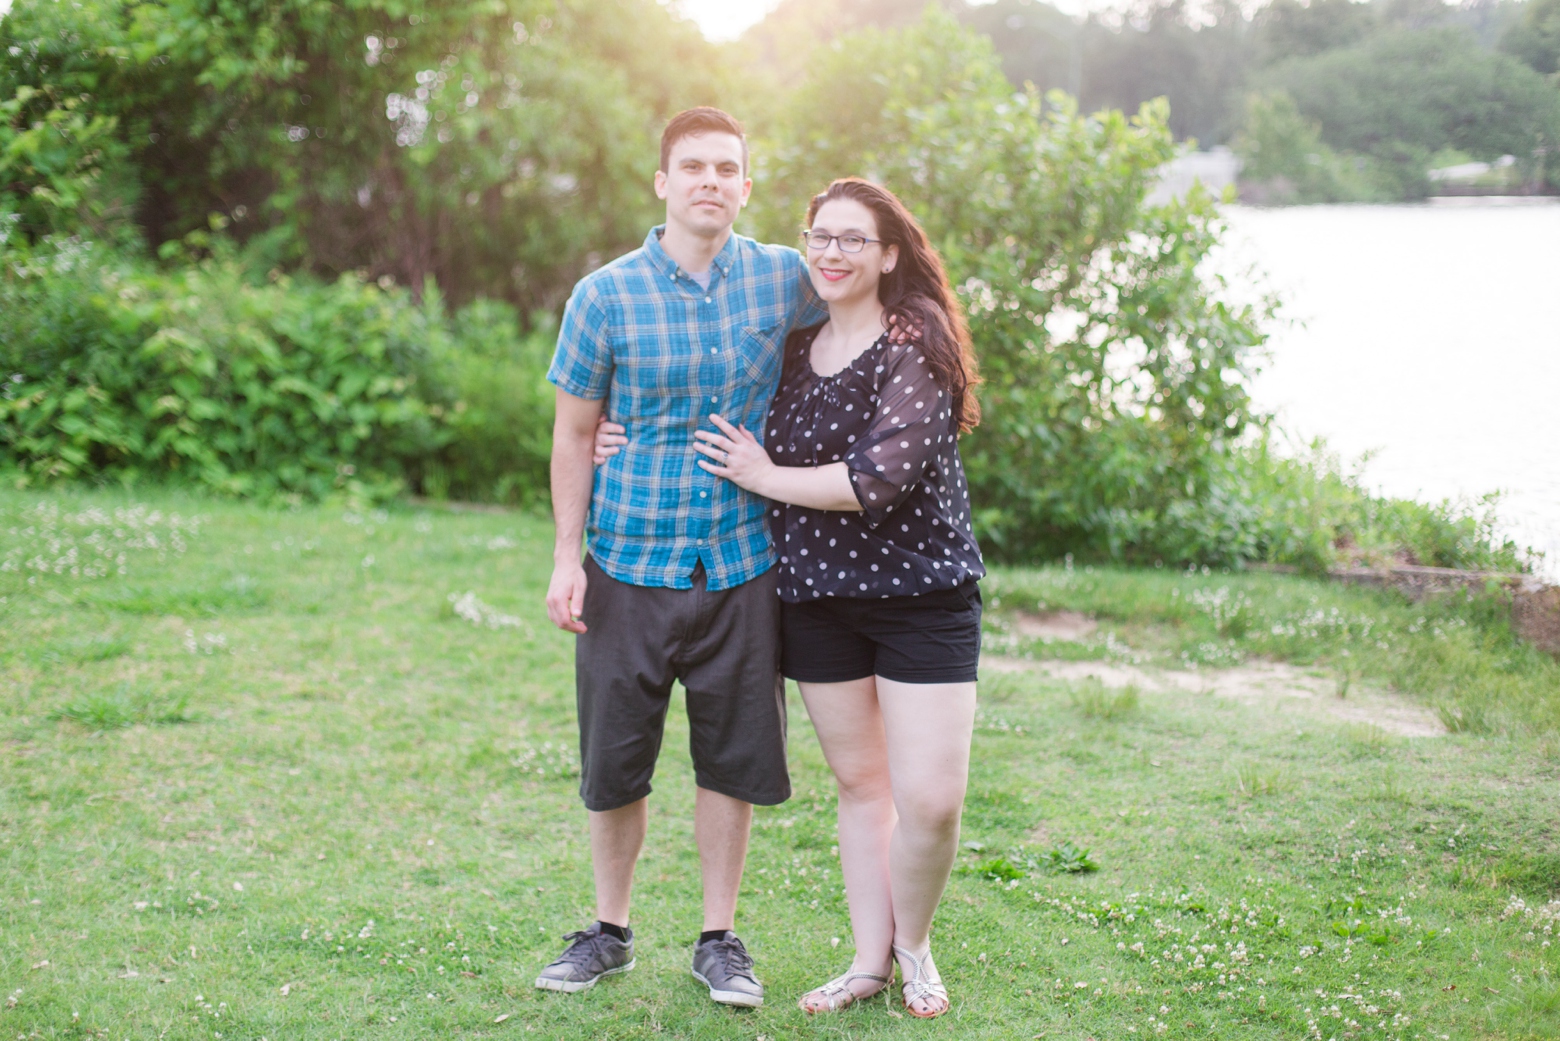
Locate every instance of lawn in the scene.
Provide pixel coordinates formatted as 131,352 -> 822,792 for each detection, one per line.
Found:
2,488 -> 1557,1040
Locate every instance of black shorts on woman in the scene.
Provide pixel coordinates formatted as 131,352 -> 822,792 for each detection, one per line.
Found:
766,323 -> 985,685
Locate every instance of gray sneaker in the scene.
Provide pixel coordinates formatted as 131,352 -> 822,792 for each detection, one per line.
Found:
534,924 -> 635,993
691,931 -> 764,1007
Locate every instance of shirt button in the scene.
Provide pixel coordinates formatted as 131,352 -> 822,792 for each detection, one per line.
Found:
704,297 -> 712,303
699,491 -> 707,498
710,396 -> 718,402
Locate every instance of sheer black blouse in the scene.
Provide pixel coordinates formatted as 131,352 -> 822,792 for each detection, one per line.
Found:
764,324 -> 985,602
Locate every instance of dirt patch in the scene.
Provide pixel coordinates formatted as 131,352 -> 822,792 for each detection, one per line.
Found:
1011,610 -> 1099,643
984,655 -> 1445,738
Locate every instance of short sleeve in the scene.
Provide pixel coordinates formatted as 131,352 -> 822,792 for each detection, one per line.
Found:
844,341 -> 952,526
547,281 -> 613,400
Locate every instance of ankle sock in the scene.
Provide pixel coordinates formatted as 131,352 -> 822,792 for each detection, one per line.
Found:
597,921 -> 629,942
698,929 -> 730,944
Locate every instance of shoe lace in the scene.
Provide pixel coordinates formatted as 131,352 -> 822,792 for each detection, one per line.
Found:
556,930 -> 614,967
707,937 -> 756,981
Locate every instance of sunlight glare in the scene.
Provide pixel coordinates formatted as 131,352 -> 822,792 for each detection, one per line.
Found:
675,0 -> 781,41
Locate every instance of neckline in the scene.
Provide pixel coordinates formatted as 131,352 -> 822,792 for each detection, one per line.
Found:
806,326 -> 889,381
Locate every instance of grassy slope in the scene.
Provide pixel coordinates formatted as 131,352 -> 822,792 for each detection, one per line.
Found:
1,488 -> 1557,1040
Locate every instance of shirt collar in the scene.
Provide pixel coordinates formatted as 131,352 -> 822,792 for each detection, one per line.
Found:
644,224 -> 740,286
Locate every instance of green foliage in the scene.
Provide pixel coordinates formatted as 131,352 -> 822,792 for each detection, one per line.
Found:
1252,0 -> 1378,60
1231,91 -> 1387,204
1263,27 -> 1560,197
1041,842 -> 1099,874
0,0 -> 726,309
0,85 -> 131,242
1502,0 -> 1560,76
0,238 -> 454,500
422,302 -> 557,505
754,11 -> 1274,566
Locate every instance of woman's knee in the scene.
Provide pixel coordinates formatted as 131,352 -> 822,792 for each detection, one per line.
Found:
835,768 -> 893,805
895,789 -> 965,836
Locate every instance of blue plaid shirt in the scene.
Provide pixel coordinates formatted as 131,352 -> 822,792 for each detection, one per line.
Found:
549,226 -> 827,590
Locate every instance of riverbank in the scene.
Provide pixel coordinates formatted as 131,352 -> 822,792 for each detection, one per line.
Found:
3,489 -> 1557,1039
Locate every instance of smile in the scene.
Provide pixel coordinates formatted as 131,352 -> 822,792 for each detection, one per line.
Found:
818,267 -> 851,282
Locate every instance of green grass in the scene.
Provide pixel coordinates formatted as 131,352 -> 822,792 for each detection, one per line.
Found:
981,561 -> 1560,736
2,487 -> 1558,1039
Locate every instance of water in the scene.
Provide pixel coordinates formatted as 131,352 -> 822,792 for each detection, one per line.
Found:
1218,201 -> 1560,579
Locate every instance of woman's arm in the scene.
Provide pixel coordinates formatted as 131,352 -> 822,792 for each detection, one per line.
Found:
694,414 -> 862,512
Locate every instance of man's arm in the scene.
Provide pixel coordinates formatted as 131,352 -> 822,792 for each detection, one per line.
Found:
546,389 -> 605,633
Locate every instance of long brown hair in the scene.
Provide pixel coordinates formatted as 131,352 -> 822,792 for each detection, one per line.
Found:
805,178 -> 981,432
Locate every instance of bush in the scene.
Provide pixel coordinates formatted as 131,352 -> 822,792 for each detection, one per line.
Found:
753,11 -> 1273,567
1,238 -> 459,501
421,301 -> 556,506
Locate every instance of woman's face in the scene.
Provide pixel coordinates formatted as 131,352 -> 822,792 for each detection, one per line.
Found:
804,198 -> 898,307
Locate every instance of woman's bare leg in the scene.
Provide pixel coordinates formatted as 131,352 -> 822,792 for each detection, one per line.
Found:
796,678 -> 897,1006
878,677 -> 978,1014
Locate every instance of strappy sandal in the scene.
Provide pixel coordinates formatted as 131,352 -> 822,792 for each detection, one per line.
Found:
797,967 -> 891,1013
892,943 -> 950,1019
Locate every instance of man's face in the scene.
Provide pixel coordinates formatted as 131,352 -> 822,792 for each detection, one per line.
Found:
654,132 -> 751,240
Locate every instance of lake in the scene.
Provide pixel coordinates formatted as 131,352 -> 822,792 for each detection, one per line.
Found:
1217,200 -> 1560,580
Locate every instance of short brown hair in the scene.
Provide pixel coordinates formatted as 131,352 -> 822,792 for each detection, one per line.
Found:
660,107 -> 749,175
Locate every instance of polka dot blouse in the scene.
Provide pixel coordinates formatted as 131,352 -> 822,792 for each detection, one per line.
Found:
765,323 -> 985,602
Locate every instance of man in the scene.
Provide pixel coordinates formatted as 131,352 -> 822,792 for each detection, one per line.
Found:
538,107 -> 826,1007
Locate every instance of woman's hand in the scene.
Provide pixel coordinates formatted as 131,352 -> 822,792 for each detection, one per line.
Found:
593,417 -> 626,466
694,414 -> 774,494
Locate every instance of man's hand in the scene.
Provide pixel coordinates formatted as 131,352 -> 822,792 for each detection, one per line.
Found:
546,559 -> 589,633
885,310 -> 921,345
593,417 -> 627,465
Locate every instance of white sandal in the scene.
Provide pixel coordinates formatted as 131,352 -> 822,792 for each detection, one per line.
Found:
798,967 -> 891,1013
893,943 -> 950,1019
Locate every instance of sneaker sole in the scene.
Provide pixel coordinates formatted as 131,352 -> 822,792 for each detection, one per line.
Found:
534,958 -> 635,993
692,968 -> 764,1008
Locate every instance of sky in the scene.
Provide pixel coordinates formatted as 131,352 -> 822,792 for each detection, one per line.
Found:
675,0 -> 1108,41
674,0 -> 782,40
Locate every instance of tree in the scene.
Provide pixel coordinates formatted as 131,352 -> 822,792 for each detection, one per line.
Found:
752,9 -> 1273,563
1502,0 -> 1560,75
1264,26 -> 1560,195
1252,0 -> 1376,60
1,0 -> 730,312
1231,90 -> 1385,203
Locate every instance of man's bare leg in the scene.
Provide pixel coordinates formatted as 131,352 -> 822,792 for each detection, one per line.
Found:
694,786 -> 753,932
590,798 -> 649,927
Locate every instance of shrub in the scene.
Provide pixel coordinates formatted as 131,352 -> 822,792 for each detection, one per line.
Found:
1,239 -> 453,501
753,11 -> 1274,566
421,300 -> 556,505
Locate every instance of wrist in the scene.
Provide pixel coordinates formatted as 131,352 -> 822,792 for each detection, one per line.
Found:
554,542 -> 584,566
750,463 -> 779,500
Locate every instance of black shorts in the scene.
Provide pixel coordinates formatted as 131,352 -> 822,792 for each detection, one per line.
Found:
780,583 -> 982,685
573,557 -> 790,813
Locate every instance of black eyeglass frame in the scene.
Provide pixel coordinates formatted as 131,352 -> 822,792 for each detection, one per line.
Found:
800,230 -> 882,253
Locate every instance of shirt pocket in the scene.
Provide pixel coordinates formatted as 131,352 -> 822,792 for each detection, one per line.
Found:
737,323 -> 784,387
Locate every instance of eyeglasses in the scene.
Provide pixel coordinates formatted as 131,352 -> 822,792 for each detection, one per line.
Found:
801,230 -> 880,253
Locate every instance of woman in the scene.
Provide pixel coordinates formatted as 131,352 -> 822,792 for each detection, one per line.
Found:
704,177 -> 987,1018
598,178 -> 983,1017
